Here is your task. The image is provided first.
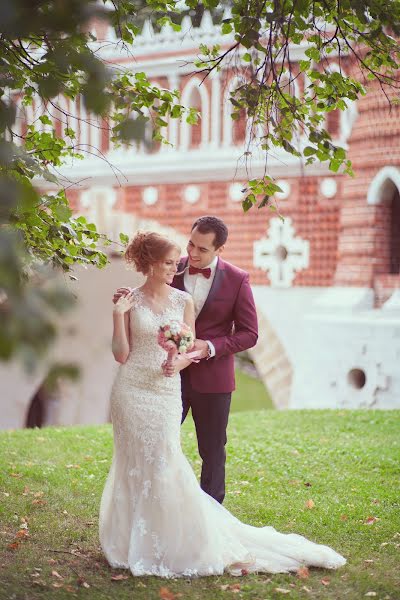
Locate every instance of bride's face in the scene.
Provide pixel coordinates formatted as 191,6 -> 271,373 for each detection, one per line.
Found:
152,248 -> 181,284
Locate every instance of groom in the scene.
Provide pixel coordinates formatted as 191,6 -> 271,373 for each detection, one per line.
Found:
114,216 -> 258,504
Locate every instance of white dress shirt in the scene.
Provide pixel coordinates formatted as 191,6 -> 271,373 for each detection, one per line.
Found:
183,256 -> 218,357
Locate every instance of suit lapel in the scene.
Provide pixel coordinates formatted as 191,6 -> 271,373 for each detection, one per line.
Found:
172,258 -> 188,292
196,257 -> 226,320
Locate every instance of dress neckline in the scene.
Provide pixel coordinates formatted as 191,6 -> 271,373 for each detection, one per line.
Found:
135,287 -> 175,318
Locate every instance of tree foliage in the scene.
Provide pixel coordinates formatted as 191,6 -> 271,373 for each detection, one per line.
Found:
0,0 -> 196,366
193,0 -> 400,208
1,0 -> 399,366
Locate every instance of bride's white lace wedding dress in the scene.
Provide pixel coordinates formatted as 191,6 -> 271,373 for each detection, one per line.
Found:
99,287 -> 346,577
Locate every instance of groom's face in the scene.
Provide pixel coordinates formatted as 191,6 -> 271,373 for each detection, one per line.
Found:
187,227 -> 224,269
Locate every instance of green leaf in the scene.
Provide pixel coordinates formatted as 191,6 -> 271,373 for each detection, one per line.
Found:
303,146 -> 317,157
242,193 -> 256,212
114,117 -> 147,142
55,205 -> 72,221
39,115 -> 52,126
258,195 -> 270,209
186,109 -> 199,125
334,146 -> 346,160
64,127 -> 76,139
305,47 -> 321,62
329,158 -> 341,172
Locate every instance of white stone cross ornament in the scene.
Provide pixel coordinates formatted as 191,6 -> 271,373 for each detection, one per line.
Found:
253,217 -> 310,287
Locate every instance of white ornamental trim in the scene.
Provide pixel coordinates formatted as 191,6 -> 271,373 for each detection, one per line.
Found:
142,187 -> 159,206
229,182 -> 245,202
275,180 -> 291,200
320,177 -> 337,198
183,185 -> 201,204
253,217 -> 310,287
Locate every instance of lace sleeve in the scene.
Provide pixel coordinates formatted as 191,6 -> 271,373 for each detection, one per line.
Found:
129,287 -> 143,311
172,289 -> 191,308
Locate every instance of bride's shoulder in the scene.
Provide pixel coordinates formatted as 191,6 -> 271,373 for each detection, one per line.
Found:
127,287 -> 143,307
171,287 -> 190,298
129,287 -> 142,296
170,287 -> 192,305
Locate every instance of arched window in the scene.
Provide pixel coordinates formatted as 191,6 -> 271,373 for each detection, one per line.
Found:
326,109 -> 341,138
390,186 -> 400,274
25,384 -> 46,428
77,95 -> 90,148
188,88 -> 203,149
25,378 -> 60,428
180,78 -> 209,150
368,167 -> 400,275
140,106 -> 158,154
223,76 -> 247,146
8,94 -> 25,142
322,63 -> 358,144
232,108 -> 247,145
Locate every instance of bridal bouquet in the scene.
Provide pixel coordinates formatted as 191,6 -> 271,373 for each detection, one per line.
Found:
158,320 -> 195,355
158,320 -> 200,373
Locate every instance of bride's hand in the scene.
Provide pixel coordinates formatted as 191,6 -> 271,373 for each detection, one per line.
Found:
113,291 -> 135,314
112,286 -> 132,305
162,354 -> 193,377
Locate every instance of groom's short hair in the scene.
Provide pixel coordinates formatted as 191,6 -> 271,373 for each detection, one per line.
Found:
191,216 -> 228,249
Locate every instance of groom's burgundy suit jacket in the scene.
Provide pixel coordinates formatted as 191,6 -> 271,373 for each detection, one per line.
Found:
172,257 -> 258,394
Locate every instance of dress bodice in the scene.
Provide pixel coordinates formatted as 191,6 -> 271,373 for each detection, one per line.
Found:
113,286 -> 190,397
126,287 -> 189,368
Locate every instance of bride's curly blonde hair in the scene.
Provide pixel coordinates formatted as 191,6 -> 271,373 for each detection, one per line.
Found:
125,231 -> 180,275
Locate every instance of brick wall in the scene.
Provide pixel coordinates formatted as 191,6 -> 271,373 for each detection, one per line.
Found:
102,175 -> 342,286
334,74 -> 400,292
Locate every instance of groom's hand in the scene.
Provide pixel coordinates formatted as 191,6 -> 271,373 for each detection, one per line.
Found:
193,339 -> 209,360
112,287 -> 132,305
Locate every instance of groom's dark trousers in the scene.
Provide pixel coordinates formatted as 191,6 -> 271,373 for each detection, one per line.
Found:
172,257 -> 258,505
181,374 -> 231,504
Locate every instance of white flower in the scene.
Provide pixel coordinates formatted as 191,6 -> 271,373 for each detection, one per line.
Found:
164,330 -> 172,338
179,344 -> 187,353
170,321 -> 181,335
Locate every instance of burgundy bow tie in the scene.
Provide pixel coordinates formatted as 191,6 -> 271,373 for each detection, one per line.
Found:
188,265 -> 212,279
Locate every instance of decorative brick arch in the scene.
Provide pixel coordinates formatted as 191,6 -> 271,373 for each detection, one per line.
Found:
367,166 -> 400,205
249,309 -> 293,409
366,167 -> 400,305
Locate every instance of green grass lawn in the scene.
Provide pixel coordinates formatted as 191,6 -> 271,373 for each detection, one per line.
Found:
0,410 -> 399,600
232,369 -> 273,412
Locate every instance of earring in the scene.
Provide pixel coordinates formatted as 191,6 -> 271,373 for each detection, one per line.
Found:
149,265 -> 154,277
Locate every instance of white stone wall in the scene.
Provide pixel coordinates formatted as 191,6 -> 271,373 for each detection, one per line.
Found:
0,257 -> 142,430
290,309 -> 400,409
253,286 -> 400,409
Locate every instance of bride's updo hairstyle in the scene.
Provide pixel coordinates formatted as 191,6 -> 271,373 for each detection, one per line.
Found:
125,231 -> 180,275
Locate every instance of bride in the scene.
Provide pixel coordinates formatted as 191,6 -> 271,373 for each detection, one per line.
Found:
99,231 -> 346,577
